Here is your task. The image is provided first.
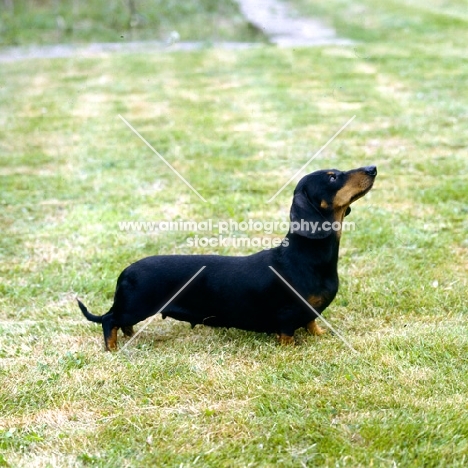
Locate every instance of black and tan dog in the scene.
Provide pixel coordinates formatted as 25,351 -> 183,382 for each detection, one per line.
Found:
78,165 -> 376,350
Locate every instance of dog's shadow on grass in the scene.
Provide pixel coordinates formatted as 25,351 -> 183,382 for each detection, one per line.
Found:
120,317 -> 331,355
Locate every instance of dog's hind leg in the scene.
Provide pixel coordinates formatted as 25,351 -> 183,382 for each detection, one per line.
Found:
276,333 -> 295,345
102,315 -> 119,351
121,326 -> 134,337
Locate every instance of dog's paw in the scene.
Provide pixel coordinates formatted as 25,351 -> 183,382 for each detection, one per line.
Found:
276,333 -> 295,345
307,320 -> 327,336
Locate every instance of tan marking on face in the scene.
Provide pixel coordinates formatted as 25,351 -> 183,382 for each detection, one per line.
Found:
333,205 -> 349,238
307,320 -> 326,336
326,171 -> 335,176
332,171 -> 374,234
277,333 -> 295,345
106,327 -> 118,351
333,172 -> 373,209
320,200 -> 329,209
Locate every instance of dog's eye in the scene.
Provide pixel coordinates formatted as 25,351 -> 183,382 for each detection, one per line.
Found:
329,174 -> 337,182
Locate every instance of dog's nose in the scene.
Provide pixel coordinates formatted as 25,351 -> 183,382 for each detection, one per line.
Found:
364,165 -> 377,176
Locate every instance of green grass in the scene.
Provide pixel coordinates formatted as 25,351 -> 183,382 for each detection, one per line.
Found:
1,1 -> 468,466
0,0 -> 264,45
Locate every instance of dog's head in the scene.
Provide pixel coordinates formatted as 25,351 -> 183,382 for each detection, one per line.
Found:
290,165 -> 377,239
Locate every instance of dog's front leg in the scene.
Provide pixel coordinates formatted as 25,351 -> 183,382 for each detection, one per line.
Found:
306,320 -> 326,336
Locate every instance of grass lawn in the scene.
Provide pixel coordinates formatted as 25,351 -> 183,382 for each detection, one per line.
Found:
1,0 -> 467,466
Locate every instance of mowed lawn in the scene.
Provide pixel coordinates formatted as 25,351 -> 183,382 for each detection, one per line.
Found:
1,1 -> 468,466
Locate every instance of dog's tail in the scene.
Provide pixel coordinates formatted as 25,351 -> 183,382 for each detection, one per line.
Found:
77,298 -> 104,323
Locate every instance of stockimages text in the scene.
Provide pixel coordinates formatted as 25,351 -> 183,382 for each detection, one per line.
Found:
118,219 -> 356,248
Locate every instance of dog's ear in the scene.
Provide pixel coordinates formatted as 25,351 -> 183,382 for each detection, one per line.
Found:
289,190 -> 332,239
345,206 -> 351,217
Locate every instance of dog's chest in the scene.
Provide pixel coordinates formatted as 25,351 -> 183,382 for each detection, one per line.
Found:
306,293 -> 335,311
303,275 -> 339,311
